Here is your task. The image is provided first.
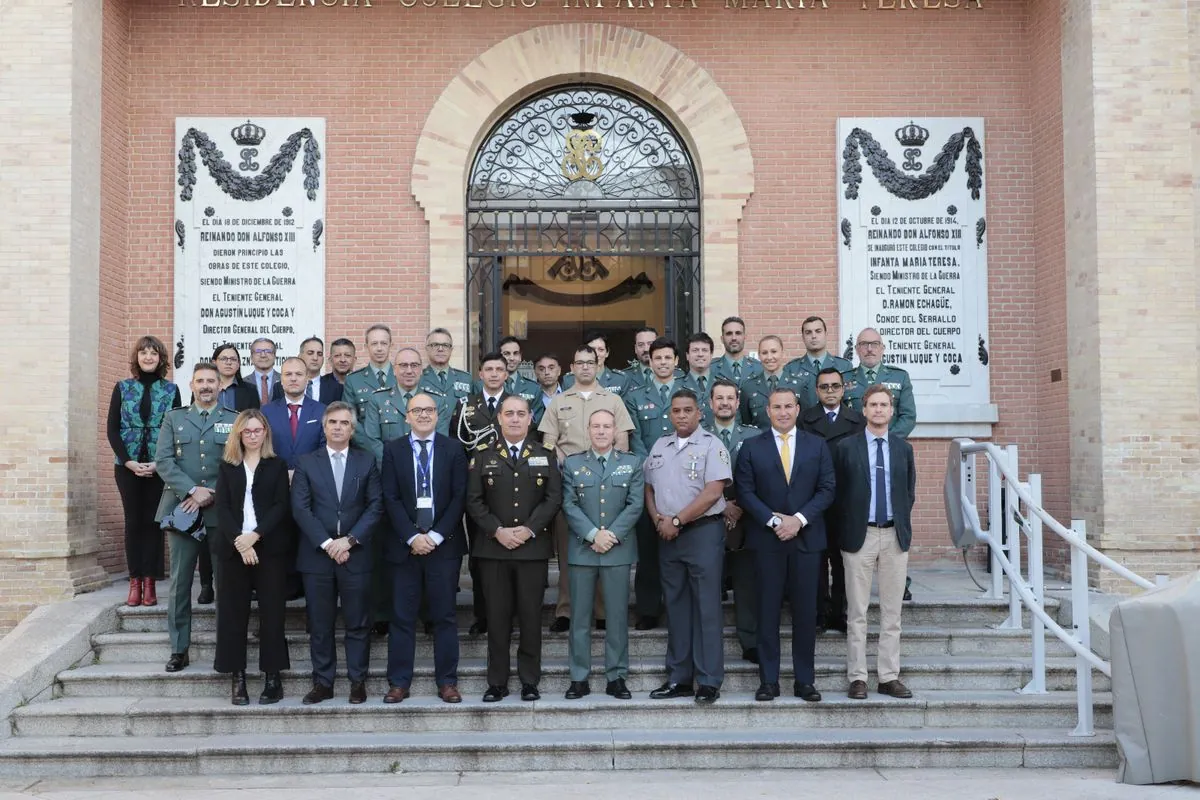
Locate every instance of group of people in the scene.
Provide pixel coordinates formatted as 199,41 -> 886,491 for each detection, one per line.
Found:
107,314 -> 918,706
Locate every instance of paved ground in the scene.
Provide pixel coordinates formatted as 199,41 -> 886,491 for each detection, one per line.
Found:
0,770 -> 1192,799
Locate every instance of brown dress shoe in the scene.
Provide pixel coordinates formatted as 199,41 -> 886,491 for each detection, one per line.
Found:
383,686 -> 410,704
302,683 -> 334,705
877,679 -> 913,699
141,578 -> 158,606
847,680 -> 868,700
349,680 -> 367,704
126,578 -> 142,607
438,685 -> 462,704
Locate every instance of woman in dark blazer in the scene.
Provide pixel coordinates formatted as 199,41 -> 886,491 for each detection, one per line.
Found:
106,335 -> 181,607
214,410 -> 292,705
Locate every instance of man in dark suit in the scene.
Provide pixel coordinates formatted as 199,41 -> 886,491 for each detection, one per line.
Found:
734,386 -> 835,703
262,357 -> 326,469
291,401 -> 383,705
833,384 -> 916,701
466,395 -> 561,702
380,392 -> 468,704
270,337 -> 344,405
800,366 -> 867,633
246,337 -> 282,406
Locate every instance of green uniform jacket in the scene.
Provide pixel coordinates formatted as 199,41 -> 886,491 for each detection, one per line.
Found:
563,366 -> 633,397
153,404 -> 238,526
561,450 -> 644,567
678,372 -> 716,426
624,362 -> 684,392
419,365 -> 473,406
466,440 -> 562,561
625,380 -> 680,456
740,370 -> 815,429
841,364 -> 917,438
358,384 -> 454,465
343,365 -> 396,422
705,421 -> 764,550
784,353 -> 852,407
711,354 -> 765,390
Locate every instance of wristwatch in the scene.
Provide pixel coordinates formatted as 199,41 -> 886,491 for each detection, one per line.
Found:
768,515 -> 783,530
671,516 -> 682,528
345,536 -> 359,548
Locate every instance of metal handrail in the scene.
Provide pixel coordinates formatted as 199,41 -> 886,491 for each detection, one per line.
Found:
950,439 -> 1162,737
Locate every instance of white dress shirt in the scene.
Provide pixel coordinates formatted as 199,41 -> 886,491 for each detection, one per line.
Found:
408,434 -> 443,546
241,463 -> 258,533
771,426 -> 807,527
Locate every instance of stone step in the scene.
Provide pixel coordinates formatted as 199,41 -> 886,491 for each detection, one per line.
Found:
55,656 -> 1107,698
91,625 -> 1074,665
116,593 -> 1055,633
0,727 -> 1117,777
11,691 -> 1113,738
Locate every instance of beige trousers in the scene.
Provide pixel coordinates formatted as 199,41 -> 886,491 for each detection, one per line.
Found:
842,526 -> 908,683
554,511 -> 605,621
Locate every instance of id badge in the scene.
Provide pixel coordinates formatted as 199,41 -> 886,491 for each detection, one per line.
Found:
417,497 -> 433,509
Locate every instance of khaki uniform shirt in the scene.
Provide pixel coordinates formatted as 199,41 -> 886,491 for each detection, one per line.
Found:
537,386 -> 635,459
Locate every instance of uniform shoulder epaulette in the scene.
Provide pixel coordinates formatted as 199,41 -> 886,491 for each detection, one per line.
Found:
348,365 -> 371,377
474,442 -> 490,451
540,441 -> 555,452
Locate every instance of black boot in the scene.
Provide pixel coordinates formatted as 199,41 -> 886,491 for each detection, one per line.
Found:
259,672 -> 283,705
231,671 -> 249,706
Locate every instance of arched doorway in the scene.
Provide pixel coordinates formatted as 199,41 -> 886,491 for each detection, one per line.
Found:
465,85 -> 701,368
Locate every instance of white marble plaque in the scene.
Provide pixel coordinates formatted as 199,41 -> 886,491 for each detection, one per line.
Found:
837,117 -> 995,437
173,117 -> 325,396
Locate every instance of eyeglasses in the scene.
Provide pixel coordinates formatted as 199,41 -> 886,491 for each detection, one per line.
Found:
573,360 -> 597,367
216,356 -> 239,363
252,348 -> 275,356
856,341 -> 883,350
241,428 -> 265,437
427,342 -> 452,350
408,407 -> 437,416
396,362 -> 421,370
817,383 -> 843,391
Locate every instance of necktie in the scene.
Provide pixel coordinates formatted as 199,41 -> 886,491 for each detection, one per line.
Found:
402,392 -> 412,414
487,397 -> 497,415
720,428 -> 731,449
288,403 -> 300,439
698,375 -> 707,392
768,375 -> 778,392
199,410 -> 209,423
779,432 -> 791,482
305,380 -> 314,400
259,374 -> 269,405
331,451 -> 345,500
377,370 -> 387,388
509,445 -> 520,461
416,439 -> 433,531
813,357 -> 822,371
827,411 -> 836,423
731,361 -> 741,381
598,455 -> 607,471
438,370 -> 447,387
659,384 -> 669,405
874,437 -> 888,526
865,368 -> 877,385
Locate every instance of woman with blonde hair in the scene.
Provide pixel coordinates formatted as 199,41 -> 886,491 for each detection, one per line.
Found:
214,409 -> 292,705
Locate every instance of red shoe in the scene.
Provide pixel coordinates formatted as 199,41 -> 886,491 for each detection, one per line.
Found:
141,578 -> 158,606
126,578 -> 142,607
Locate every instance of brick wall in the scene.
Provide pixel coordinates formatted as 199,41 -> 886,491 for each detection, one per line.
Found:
95,0 -> 1057,568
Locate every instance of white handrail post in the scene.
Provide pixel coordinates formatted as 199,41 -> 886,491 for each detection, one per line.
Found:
1069,519 -> 1095,737
998,446 -> 1022,630
1021,473 -> 1047,694
987,452 -> 1004,600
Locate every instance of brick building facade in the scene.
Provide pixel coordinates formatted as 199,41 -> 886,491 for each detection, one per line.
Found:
0,0 -> 1195,631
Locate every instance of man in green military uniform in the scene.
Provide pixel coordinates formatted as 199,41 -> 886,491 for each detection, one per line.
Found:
563,331 -> 632,396
711,316 -> 764,390
625,326 -> 660,390
154,362 -> 237,673
784,316 -> 853,408
419,327 -> 473,406
466,396 -> 562,702
623,337 -> 682,630
741,335 -> 814,430
560,409 -> 644,700
705,378 -> 763,664
841,328 -> 917,438
474,336 -> 539,405
343,323 -> 396,421
359,347 -> 453,463
678,332 -> 717,425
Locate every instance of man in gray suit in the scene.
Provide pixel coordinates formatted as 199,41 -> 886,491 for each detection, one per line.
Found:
154,362 -> 237,673
833,384 -> 917,701
560,409 -> 644,700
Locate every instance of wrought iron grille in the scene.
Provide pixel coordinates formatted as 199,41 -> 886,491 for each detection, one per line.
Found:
466,85 -> 701,359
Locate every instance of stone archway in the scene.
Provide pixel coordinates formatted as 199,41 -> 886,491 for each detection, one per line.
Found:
412,23 -> 754,367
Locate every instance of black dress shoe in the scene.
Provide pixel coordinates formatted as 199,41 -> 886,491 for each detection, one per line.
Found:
605,678 -> 632,699
649,681 -> 694,699
825,615 -> 848,634
372,621 -> 389,637
231,671 -> 249,706
521,683 -> 541,701
349,680 -> 367,704
564,681 -> 590,699
595,619 -> 606,631
469,620 -> 488,636
794,683 -> 822,702
754,682 -> 780,701
903,576 -> 913,602
634,615 -> 659,631
197,584 -> 214,605
549,616 -> 570,633
259,672 -> 283,705
741,647 -> 759,665
482,685 -> 509,702
165,651 -> 189,673
695,685 -> 720,705
877,679 -> 913,699
302,683 -> 334,705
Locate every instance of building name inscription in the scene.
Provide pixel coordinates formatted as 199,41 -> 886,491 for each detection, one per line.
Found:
179,0 -> 983,10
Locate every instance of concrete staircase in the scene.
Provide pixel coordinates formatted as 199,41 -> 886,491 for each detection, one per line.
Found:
0,570 -> 1117,776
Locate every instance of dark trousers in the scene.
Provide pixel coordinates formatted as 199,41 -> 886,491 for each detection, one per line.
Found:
214,552 -> 290,674
479,558 -> 548,687
370,522 -> 392,625
660,518 -> 725,688
818,547 -> 847,624
199,543 -> 214,588
388,554 -> 462,688
113,466 -> 165,579
469,555 -> 487,623
302,567 -> 371,686
724,548 -> 758,652
754,547 -> 820,686
634,512 -> 663,618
